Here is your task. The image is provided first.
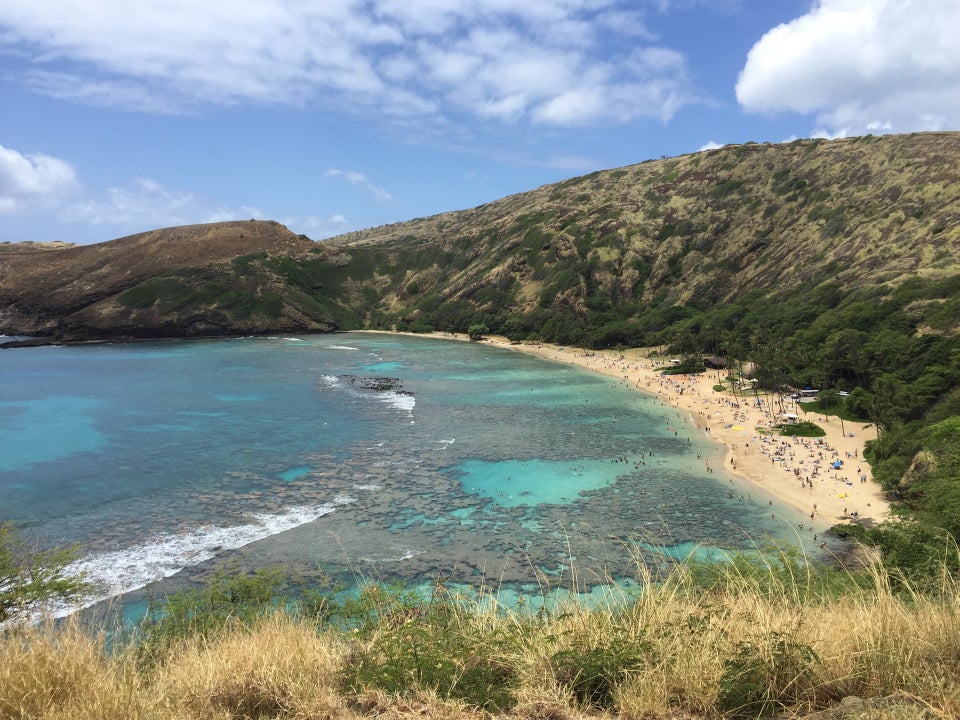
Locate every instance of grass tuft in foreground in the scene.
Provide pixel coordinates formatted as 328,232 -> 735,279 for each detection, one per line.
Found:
2,550 -> 957,719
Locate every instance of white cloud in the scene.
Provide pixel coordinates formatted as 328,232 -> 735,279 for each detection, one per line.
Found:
205,205 -> 268,224
0,0 -> 696,128
0,145 -> 263,234
811,127 -> 850,141
22,71 -> 190,115
595,9 -> 655,39
0,144 -> 79,213
324,169 -> 395,203
736,0 -> 960,136
534,87 -> 606,125
0,145 -> 352,241
62,177 -> 264,231
698,141 -> 723,152
284,214 -> 354,240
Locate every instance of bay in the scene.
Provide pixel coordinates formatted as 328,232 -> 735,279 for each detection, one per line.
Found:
0,333 -> 811,618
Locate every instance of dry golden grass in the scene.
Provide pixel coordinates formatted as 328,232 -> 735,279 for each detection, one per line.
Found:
152,615 -> 346,719
0,621 -> 152,720
2,559 -> 958,719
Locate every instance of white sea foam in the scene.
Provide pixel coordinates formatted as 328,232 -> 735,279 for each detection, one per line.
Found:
44,498 -> 355,621
327,345 -> 359,351
352,483 -> 381,491
318,374 -> 415,416
361,547 -> 426,563
380,390 -> 416,414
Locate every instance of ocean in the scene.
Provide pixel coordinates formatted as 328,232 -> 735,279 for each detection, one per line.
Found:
1,333 -> 813,619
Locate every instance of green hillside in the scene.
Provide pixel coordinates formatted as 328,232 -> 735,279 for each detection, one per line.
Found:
330,132 -> 959,344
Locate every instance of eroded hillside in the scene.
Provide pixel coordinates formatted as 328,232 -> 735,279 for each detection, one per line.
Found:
1,132 -> 958,345
330,132 -> 959,332
0,220 -> 347,339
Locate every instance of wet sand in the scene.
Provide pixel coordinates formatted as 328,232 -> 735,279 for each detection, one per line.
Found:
360,331 -> 890,531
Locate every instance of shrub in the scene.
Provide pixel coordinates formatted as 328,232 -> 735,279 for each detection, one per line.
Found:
717,632 -> 819,717
778,421 -> 826,437
661,359 -> 705,375
468,323 -> 489,341
117,277 -> 191,309
710,179 -> 743,199
407,321 -> 435,333
551,632 -> 648,709
132,567 -> 301,667
339,583 -> 521,711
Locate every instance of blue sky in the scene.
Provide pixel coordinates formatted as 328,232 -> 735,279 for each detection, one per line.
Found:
2,0 -> 959,245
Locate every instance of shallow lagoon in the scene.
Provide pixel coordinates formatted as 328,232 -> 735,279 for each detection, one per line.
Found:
0,333 -> 813,616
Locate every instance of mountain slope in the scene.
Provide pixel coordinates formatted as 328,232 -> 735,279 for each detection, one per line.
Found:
1,132 -> 958,346
0,220 -> 348,339
331,132 -> 959,330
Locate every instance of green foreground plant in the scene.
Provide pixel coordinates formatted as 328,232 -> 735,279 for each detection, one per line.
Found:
3,546 -> 954,719
340,582 -> 522,711
132,566 -> 330,667
0,522 -> 89,624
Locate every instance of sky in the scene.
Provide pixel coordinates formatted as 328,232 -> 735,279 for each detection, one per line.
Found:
2,0 -> 959,245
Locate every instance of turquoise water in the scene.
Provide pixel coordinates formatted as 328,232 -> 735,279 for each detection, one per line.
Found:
0,333 -> 812,618
454,458 -> 626,506
1,396 -> 105,471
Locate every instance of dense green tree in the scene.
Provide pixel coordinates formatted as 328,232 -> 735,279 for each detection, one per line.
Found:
900,417 -> 960,540
844,387 -> 874,420
467,323 -> 489,341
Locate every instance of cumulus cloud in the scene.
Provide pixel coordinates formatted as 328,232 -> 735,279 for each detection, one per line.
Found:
62,177 -> 264,230
0,143 -> 291,240
698,140 -> 723,152
0,145 -> 346,241
0,1 -> 696,127
736,0 -> 960,136
284,214 -> 354,240
324,169 -> 395,203
0,144 -> 79,213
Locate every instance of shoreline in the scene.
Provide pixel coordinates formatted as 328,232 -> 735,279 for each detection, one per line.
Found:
11,327 -> 890,532
356,330 -> 890,531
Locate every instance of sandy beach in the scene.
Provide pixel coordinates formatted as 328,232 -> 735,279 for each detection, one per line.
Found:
368,331 -> 890,532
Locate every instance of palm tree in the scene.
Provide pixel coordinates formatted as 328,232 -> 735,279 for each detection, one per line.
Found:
725,333 -> 745,406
